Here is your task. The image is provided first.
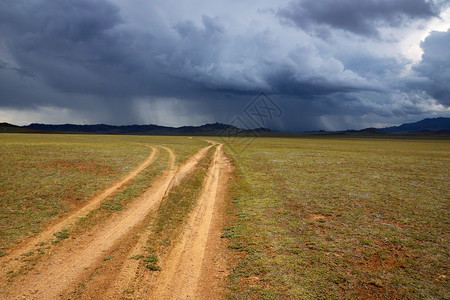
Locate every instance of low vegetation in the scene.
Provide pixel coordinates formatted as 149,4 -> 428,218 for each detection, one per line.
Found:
0,134 -> 147,249
222,137 -> 449,299
2,132 -> 448,299
53,228 -> 70,240
0,134 -> 206,252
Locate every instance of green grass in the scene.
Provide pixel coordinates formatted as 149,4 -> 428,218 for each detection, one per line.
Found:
222,137 -> 450,299
144,254 -> 162,271
5,133 -> 446,298
0,134 -> 147,249
0,134 -> 207,251
53,228 -> 70,240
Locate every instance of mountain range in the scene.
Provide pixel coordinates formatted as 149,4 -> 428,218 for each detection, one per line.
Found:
1,117 -> 449,136
1,122 -> 271,136
382,117 -> 450,133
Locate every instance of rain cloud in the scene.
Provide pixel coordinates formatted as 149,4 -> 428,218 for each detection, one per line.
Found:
0,0 -> 449,130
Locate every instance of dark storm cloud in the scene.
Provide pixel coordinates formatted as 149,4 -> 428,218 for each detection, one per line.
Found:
0,58 -> 34,78
161,17 -> 378,98
279,0 -> 438,37
0,0 -> 123,96
1,0 -> 187,97
0,1 -> 251,104
413,29 -> 450,106
0,0 -> 449,130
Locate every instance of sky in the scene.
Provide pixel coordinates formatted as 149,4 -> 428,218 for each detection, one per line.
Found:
0,0 -> 449,131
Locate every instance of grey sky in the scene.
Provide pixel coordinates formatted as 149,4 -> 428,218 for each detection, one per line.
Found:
0,0 -> 449,131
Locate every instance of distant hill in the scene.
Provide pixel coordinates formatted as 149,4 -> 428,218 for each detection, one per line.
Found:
382,117 -> 450,133
22,122 -> 274,136
342,127 -> 387,135
0,122 -> 51,133
0,122 -> 20,130
2,117 -> 449,136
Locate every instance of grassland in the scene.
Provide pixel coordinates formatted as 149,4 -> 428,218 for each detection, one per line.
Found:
0,134 -> 207,252
2,133 -> 449,299
222,137 -> 449,299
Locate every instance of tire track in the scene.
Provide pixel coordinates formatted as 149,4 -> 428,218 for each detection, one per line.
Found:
69,146 -> 177,299
150,144 -> 230,299
1,144 -> 212,300
103,144 -> 215,299
0,145 -> 158,278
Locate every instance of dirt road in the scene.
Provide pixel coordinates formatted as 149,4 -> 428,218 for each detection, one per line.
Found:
0,142 -> 231,299
150,144 -> 230,299
0,145 -> 158,280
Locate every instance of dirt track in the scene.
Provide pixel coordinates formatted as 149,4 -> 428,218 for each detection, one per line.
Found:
0,145 -> 158,280
0,142 -> 231,299
150,144 -> 228,299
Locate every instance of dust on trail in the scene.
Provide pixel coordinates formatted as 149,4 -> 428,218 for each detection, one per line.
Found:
0,145 -> 158,276
0,144 -> 213,300
150,143 -> 232,299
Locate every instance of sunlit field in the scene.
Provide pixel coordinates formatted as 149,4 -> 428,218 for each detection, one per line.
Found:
222,137 -> 449,299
